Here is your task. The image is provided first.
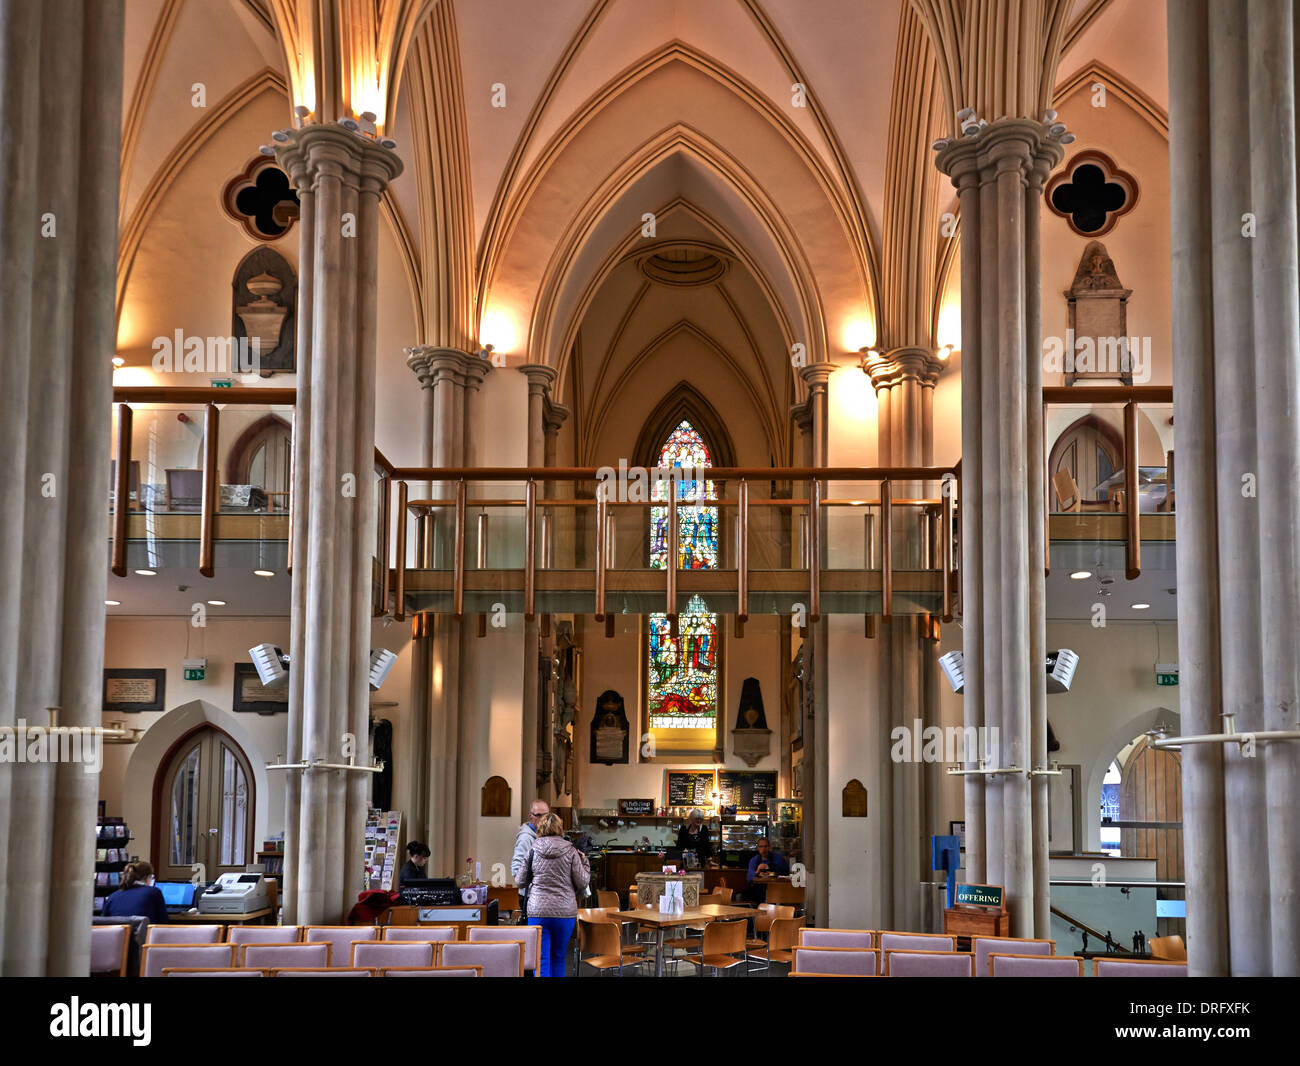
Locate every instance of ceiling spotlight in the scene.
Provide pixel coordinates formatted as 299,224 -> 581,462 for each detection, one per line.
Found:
271,129 -> 291,143
1049,123 -> 1067,137
253,569 -> 275,578
134,569 -> 156,577
1043,109 -> 1058,122
937,343 -> 954,361
1059,133 -> 1076,144
360,111 -> 377,123
956,107 -> 975,122
206,599 -> 227,607
932,137 -> 951,151
259,144 -> 276,156
380,137 -> 397,150
338,116 -> 361,132
104,599 -> 121,607
293,105 -> 310,117
1069,570 -> 1092,580
1132,602 -> 1151,610
112,356 -> 125,367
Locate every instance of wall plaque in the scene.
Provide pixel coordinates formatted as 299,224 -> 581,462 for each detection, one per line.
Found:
102,669 -> 166,712
589,689 -> 629,764
232,661 -> 288,714
841,778 -> 868,817
618,798 -> 655,816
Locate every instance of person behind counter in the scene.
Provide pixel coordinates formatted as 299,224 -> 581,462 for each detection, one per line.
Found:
102,860 -> 169,925
675,809 -> 714,864
516,813 -> 590,976
399,841 -> 431,885
746,836 -> 789,884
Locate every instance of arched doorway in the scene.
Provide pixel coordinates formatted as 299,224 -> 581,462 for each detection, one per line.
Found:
153,726 -> 256,881
227,414 -> 292,511
1050,415 -> 1123,506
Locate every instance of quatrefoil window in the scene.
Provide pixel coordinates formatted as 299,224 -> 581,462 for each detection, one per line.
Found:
1046,151 -> 1137,237
222,158 -> 300,241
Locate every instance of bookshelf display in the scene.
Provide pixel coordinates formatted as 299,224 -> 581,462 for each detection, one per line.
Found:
364,810 -> 402,891
93,816 -> 133,914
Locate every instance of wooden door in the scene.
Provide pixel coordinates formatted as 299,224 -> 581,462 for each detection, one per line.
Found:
1051,416 -> 1122,504
1119,735 -> 1184,936
156,728 -> 254,882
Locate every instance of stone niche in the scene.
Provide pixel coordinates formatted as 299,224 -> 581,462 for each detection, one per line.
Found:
231,246 -> 297,375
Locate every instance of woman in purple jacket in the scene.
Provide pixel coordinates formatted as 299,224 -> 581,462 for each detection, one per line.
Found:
516,813 -> 589,976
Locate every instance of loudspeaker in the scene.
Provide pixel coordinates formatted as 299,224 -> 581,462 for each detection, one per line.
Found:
368,648 -> 398,690
939,650 -> 965,694
1046,649 -> 1079,693
249,644 -> 288,685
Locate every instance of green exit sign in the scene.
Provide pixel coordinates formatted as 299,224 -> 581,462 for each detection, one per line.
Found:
210,378 -> 233,388
184,667 -> 205,681
1156,673 -> 1178,686
1155,663 -> 1179,686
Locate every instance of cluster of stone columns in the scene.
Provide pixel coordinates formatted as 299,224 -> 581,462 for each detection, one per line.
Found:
865,347 -> 945,931
936,121 -> 1061,939
275,125 -> 402,925
1168,0 -> 1300,977
404,346 -> 491,871
791,363 -> 833,927
0,0 -> 124,975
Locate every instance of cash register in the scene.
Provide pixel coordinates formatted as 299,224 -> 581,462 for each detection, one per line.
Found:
197,872 -> 270,914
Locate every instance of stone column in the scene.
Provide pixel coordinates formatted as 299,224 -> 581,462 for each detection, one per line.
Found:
0,0 -> 123,976
519,365 -> 557,813
937,120 -> 1061,939
798,363 -> 834,928
865,347 -> 945,931
1167,0 -> 1300,977
275,124 -> 402,924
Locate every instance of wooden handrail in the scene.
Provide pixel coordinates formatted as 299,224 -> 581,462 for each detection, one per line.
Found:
112,386 -> 296,405
389,465 -> 956,481
1042,385 -> 1172,404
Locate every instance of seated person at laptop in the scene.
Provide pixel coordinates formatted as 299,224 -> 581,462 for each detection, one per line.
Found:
746,837 -> 789,896
103,861 -> 168,925
399,841 -> 431,886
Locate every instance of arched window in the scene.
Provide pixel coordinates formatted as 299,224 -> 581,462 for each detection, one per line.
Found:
646,421 -> 721,751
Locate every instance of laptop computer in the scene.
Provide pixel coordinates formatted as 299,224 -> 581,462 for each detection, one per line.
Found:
157,881 -> 198,913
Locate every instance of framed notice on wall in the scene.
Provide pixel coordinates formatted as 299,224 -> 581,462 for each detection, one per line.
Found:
233,662 -> 289,714
102,669 -> 166,712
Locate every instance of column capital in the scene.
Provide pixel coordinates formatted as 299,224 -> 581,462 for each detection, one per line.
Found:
518,363 -> 558,397
405,346 -> 491,389
273,123 -> 403,194
790,399 -> 813,433
798,362 -> 837,395
935,118 -> 1063,188
543,400 -> 570,435
862,346 -> 947,391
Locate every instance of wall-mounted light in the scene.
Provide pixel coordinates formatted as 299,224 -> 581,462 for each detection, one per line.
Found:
937,344 -> 955,362
112,356 -> 125,368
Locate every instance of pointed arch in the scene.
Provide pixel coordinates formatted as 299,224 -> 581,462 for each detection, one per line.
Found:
633,381 -> 738,470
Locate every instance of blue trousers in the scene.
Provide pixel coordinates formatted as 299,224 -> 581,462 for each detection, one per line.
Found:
529,916 -> 575,977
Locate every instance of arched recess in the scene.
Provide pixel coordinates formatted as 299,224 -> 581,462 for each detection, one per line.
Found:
123,699 -> 271,874
1082,705 -> 1179,853
632,381 -> 739,471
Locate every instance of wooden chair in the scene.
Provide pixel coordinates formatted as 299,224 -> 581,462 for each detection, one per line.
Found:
577,918 -> 644,975
764,882 -> 805,909
90,924 -> 130,976
1053,468 -> 1117,513
1149,935 -> 1186,961
595,889 -> 621,910
745,903 -> 794,962
678,918 -> 748,976
746,915 -> 804,972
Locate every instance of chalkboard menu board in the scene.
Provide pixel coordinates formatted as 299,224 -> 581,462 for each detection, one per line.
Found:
666,770 -> 716,808
717,770 -> 778,814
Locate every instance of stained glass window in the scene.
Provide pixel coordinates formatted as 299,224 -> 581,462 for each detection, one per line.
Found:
650,421 -> 717,570
647,420 -> 719,732
649,595 -> 718,728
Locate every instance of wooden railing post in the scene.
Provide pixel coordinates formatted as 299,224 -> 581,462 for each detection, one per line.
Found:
524,480 -> 537,622
594,481 -> 607,622
809,479 -> 821,622
376,475 -> 390,616
199,402 -> 218,578
942,479 -> 954,624
881,479 -> 893,620
111,403 -> 132,577
667,477 -> 679,627
394,481 -> 407,622
736,479 -> 749,637
453,480 -> 466,619
1124,400 -> 1140,578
